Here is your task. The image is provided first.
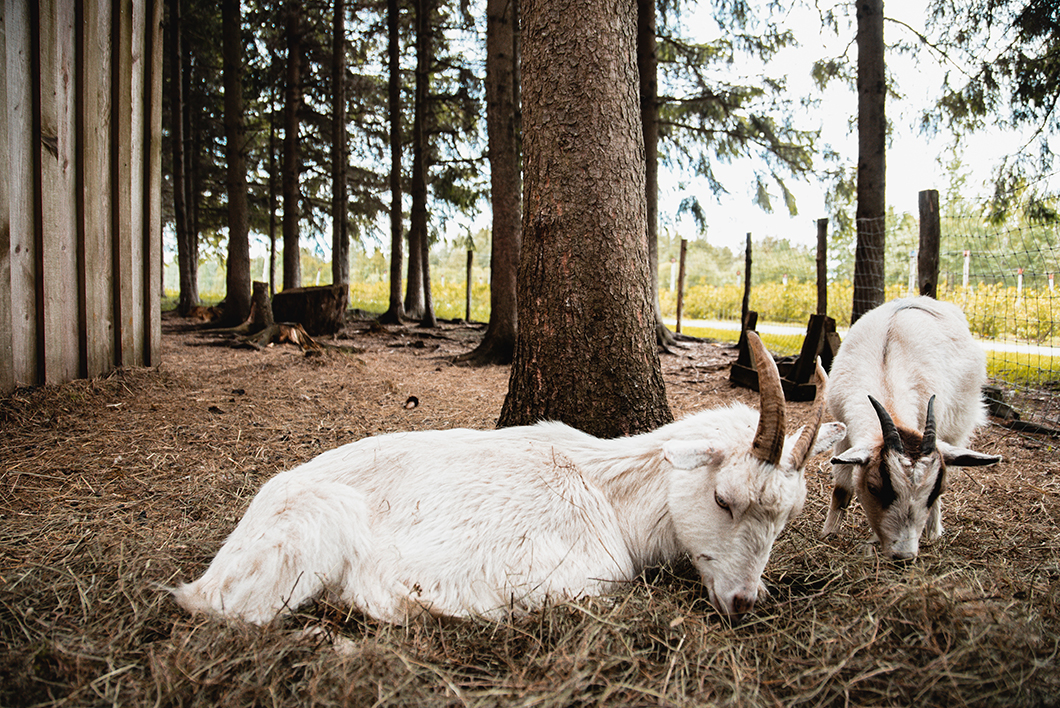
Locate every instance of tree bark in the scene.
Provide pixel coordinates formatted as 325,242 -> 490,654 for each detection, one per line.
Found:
637,0 -> 674,348
172,0 -> 198,315
405,0 -> 435,326
331,0 -> 350,301
852,0 -> 886,323
498,0 -> 673,437
379,0 -> 405,325
248,281 -> 274,330
282,1 -> 303,291
183,35 -> 200,297
457,0 -> 521,365
272,285 -> 348,336
221,0 -> 252,325
268,91 -> 278,298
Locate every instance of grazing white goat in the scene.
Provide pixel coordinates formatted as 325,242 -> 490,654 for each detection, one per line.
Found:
174,333 -> 844,624
822,297 -> 1001,560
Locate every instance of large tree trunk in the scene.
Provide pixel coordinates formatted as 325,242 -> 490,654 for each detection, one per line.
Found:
405,0 -> 436,326
380,0 -> 405,324
498,0 -> 673,437
282,1 -> 303,290
637,0 -> 675,348
169,0 -> 197,316
331,0 -> 349,302
457,0 -> 521,365
221,0 -> 252,325
852,0 -> 886,323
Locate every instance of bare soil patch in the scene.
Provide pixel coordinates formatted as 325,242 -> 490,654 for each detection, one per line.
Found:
0,312 -> 1057,707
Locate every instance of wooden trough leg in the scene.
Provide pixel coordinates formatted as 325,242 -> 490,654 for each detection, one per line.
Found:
779,314 -> 839,402
729,311 -> 762,391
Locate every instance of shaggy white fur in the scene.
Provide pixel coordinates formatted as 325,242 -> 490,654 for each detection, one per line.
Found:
174,335 -> 844,624
823,297 -> 1002,560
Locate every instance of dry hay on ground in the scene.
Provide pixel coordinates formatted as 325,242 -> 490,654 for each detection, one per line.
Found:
0,311 -> 1058,707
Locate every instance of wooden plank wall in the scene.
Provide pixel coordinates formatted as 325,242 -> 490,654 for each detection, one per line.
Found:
1,0 -> 162,393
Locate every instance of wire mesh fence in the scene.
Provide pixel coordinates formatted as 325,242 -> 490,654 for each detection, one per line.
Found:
940,213 -> 1059,434
662,195 -> 1060,434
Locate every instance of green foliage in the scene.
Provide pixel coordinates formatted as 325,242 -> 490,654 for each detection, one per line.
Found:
163,0 -> 485,273
348,279 -> 490,322
940,282 -> 1059,343
924,0 -> 1060,213
662,276 -> 1060,344
348,281 -> 392,314
656,3 -> 819,217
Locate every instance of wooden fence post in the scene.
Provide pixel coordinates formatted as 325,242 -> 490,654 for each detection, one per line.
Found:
816,218 -> 828,316
675,238 -> 687,334
918,189 -> 940,298
465,249 -> 473,322
741,233 -> 752,329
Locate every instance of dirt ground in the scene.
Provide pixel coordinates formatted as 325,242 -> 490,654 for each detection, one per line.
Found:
1,311 -> 1058,706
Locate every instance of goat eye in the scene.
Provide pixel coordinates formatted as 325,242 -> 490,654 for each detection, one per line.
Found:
715,491 -> 731,514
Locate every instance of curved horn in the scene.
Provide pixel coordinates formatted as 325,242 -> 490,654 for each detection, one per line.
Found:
868,395 -> 904,454
788,358 -> 829,469
921,395 -> 937,456
748,331 -> 786,465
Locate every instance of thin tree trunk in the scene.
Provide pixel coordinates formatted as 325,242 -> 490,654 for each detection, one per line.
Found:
331,0 -> 349,303
268,97 -> 278,298
637,0 -> 674,348
179,10 -> 200,311
380,0 -> 404,324
282,1 -> 303,291
457,0 -> 520,365
169,0 -> 196,315
406,0 -> 435,326
852,0 -> 886,323
222,0 -> 252,325
498,0 -> 672,437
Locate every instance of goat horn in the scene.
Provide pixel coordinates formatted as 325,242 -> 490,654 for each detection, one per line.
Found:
788,358 -> 828,469
921,395 -> 937,456
868,395 -> 904,454
748,331 -> 786,465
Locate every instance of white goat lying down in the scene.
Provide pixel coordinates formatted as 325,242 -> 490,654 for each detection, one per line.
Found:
823,297 -> 1002,560
174,333 -> 844,624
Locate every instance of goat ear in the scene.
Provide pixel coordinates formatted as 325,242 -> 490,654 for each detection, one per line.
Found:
663,441 -> 725,471
812,422 -> 846,455
832,448 -> 871,466
936,441 -> 1002,467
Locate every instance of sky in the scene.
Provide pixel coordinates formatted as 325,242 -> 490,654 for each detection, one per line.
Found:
657,0 -> 1040,252
226,0 -> 1048,265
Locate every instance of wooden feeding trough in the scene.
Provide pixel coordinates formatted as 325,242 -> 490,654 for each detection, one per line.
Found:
729,312 -> 842,401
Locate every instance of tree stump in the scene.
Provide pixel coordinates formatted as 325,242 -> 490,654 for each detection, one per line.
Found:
271,284 -> 347,335
247,281 -> 275,331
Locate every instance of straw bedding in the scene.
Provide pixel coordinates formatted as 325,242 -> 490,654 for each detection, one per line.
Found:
0,312 -> 1057,707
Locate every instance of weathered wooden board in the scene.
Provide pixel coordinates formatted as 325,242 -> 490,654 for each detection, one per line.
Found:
1,0 -> 161,393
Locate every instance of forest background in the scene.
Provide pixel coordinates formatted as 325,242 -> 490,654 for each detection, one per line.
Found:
162,0 -> 1059,323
